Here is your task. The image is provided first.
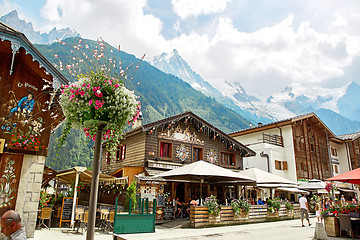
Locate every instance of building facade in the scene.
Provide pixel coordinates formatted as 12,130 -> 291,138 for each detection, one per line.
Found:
229,113 -> 336,182
101,111 -> 255,202
0,22 -> 67,237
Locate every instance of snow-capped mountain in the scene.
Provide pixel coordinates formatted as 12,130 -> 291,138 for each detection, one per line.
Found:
0,10 -> 80,44
148,49 -> 286,124
149,49 -> 360,135
267,83 -> 348,114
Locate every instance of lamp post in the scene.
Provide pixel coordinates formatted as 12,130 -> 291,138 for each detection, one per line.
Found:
86,123 -> 106,240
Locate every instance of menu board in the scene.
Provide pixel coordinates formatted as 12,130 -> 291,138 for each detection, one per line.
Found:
59,197 -> 77,227
163,206 -> 174,220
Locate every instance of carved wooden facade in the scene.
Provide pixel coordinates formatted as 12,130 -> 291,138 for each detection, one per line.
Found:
292,117 -> 332,180
101,111 -> 255,183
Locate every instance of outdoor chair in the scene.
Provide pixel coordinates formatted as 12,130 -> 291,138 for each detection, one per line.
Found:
80,210 -> 89,234
38,207 -> 52,230
74,206 -> 85,232
104,209 -> 115,233
339,214 -> 352,238
99,208 -> 110,232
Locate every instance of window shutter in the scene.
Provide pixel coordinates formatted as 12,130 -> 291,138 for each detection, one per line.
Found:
283,161 -> 288,170
121,145 -> 126,160
105,151 -> 110,164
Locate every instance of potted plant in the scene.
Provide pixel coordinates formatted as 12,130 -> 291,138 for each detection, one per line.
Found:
284,200 -> 294,217
204,195 -> 220,223
267,198 -> 281,218
125,181 -> 137,212
231,198 -> 250,219
322,205 -> 340,237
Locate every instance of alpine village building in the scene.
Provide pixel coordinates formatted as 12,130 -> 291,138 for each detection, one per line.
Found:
0,22 -> 68,237
229,113 -> 359,189
101,111 -> 256,204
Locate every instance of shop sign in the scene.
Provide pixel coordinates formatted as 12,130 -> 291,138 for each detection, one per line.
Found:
148,161 -> 181,170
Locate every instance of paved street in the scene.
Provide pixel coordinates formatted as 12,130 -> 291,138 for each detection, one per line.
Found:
31,217 -> 349,240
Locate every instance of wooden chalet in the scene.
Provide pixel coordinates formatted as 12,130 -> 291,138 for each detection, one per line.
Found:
0,22 -> 68,237
101,111 -> 255,203
336,132 -> 360,170
230,113 -> 336,181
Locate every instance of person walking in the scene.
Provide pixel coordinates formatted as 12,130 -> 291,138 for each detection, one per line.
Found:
299,194 -> 311,227
0,210 -> 27,239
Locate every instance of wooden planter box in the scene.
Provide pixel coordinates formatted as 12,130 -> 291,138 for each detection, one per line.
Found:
234,212 -> 249,220
208,214 -> 221,223
324,217 -> 340,237
286,209 -> 294,217
220,206 -> 234,221
267,211 -> 279,218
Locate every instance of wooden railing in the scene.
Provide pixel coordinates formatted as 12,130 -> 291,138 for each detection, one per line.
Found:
263,133 -> 283,147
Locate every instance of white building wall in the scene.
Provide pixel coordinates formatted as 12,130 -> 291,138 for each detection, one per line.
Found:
330,141 -> 351,174
234,125 -> 298,182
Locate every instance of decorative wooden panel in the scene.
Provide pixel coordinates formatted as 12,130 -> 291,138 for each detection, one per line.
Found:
0,153 -> 23,216
0,40 -> 65,156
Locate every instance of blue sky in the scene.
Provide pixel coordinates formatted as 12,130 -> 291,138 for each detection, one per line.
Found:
1,0 -> 360,99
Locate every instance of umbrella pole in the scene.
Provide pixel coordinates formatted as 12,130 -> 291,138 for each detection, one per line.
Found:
200,179 -> 204,205
70,170 -> 80,228
86,123 -> 106,240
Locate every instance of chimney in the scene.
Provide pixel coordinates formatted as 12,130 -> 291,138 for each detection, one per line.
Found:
132,111 -> 143,129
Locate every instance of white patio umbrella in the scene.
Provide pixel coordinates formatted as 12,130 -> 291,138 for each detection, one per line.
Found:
298,179 -> 326,190
239,168 -> 297,186
157,160 -> 255,201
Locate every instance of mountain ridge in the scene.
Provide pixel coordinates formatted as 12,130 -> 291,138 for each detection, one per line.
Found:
0,10 -> 80,44
149,49 -> 360,135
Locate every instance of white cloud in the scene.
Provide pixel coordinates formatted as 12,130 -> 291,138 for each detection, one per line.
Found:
0,0 -> 21,18
171,0 -> 231,19
6,0 -> 359,100
168,14 -> 360,99
39,0 -> 168,58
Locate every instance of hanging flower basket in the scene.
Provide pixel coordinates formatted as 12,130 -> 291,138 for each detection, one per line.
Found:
59,71 -> 141,155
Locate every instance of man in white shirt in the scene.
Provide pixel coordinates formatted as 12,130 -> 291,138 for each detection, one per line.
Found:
1,210 -> 27,240
299,194 -> 311,227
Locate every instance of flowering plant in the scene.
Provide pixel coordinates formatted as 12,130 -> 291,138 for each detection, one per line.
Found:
325,182 -> 338,192
267,198 -> 281,213
39,190 -> 52,208
204,195 -> 220,216
284,200 -> 294,210
76,181 -> 85,192
231,198 -> 250,215
9,133 -> 46,150
57,38 -> 141,156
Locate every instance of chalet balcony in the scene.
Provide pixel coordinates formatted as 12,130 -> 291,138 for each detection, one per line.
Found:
263,133 -> 283,147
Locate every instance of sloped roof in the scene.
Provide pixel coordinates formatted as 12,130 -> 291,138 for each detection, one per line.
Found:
126,111 -> 256,157
336,132 -> 360,141
0,21 -> 68,87
229,112 -> 335,138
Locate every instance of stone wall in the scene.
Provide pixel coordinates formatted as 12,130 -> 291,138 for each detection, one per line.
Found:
15,154 -> 45,238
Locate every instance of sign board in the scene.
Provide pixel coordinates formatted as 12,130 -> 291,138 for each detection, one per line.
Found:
156,206 -> 163,220
163,206 -> 174,220
147,160 -> 182,170
59,197 -> 77,227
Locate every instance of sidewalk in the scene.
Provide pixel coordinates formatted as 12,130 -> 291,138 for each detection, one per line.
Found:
31,218 -> 350,240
